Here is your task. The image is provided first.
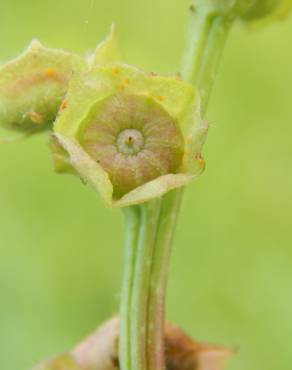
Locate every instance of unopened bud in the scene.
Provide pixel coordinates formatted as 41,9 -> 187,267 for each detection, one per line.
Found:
0,40 -> 85,135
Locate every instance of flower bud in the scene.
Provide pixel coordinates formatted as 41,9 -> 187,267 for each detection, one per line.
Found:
0,40 -> 85,136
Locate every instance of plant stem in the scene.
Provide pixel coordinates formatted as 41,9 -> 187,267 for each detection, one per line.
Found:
146,190 -> 183,370
120,4 -> 234,370
120,206 -> 141,370
121,200 -> 162,370
181,6 -> 233,113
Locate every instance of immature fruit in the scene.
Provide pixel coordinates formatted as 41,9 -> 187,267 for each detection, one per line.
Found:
52,31 -> 207,207
78,94 -> 185,197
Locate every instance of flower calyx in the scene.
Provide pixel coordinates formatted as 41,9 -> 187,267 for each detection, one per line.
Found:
52,30 -> 208,207
0,40 -> 86,139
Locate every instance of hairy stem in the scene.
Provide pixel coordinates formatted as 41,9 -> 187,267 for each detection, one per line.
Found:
146,190 -> 183,370
121,201 -> 162,370
182,6 -> 233,113
120,4 -> 233,370
120,206 -> 141,370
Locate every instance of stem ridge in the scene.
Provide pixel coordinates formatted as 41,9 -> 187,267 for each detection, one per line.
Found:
120,4 -> 234,370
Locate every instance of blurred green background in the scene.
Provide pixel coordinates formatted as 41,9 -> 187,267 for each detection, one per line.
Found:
0,1 -> 292,370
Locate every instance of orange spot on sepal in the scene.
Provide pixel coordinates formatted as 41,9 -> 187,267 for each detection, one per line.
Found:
197,155 -> 206,168
186,137 -> 193,145
118,78 -> 131,91
45,68 -> 57,78
113,67 -> 121,75
44,68 -> 67,84
157,95 -> 165,102
183,152 -> 206,170
123,78 -> 130,86
61,99 -> 68,110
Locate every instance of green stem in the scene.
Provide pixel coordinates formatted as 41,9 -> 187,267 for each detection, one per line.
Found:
120,200 -> 162,370
120,206 -> 141,370
131,201 -> 162,370
146,189 -> 183,370
120,4 -> 234,370
181,7 -> 233,113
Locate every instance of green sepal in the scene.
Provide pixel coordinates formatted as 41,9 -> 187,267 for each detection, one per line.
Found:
49,134 -> 77,175
55,133 -> 114,205
52,60 -> 207,207
48,26 -> 120,177
0,40 -> 86,137
89,24 -> 120,67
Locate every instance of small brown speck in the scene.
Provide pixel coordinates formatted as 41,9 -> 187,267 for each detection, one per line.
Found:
197,156 -> 206,167
111,355 -> 119,369
80,177 -> 87,185
45,68 -> 57,78
61,99 -> 68,110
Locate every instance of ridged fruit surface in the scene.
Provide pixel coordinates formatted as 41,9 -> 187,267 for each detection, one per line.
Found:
79,94 -> 185,197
